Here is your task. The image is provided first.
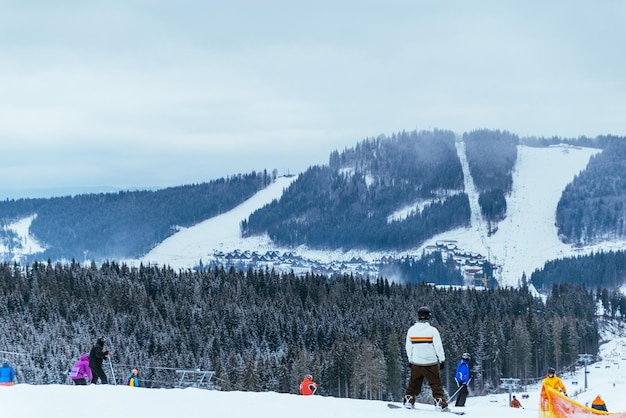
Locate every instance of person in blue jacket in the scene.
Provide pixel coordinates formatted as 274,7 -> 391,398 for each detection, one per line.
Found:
454,352 -> 471,406
0,361 -> 16,386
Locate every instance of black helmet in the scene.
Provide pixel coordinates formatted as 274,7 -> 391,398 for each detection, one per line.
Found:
97,336 -> 106,345
417,306 -> 431,320
548,367 -> 555,374
461,352 -> 471,360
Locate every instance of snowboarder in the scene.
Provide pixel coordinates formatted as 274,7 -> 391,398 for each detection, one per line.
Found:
403,306 -> 448,411
89,337 -> 110,384
0,361 -> 16,386
510,395 -> 522,408
299,374 -> 317,395
454,352 -> 471,407
542,367 -> 567,396
591,394 -> 607,411
70,353 -> 92,385
126,369 -> 139,387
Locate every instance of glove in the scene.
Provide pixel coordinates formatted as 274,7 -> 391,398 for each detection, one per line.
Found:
439,362 -> 445,370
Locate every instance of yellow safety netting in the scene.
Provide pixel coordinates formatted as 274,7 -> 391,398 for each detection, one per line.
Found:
539,384 -> 619,417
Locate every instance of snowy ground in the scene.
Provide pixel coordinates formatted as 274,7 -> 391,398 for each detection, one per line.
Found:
3,325 -> 626,418
0,215 -> 45,259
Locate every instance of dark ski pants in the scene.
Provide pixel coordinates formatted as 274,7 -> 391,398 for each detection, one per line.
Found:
73,378 -> 87,385
455,384 -> 468,406
91,364 -> 108,384
404,363 -> 447,408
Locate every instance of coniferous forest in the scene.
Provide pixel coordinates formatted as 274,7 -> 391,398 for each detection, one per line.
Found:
0,261 -> 598,400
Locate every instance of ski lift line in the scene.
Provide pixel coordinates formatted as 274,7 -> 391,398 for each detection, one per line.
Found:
0,350 -> 30,356
112,363 -> 211,372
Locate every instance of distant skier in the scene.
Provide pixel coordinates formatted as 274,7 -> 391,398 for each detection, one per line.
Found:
89,337 -> 110,384
510,395 -> 522,408
591,394 -> 608,411
403,306 -> 448,411
542,367 -> 567,396
70,353 -> 92,385
454,352 -> 471,406
0,361 -> 16,386
126,369 -> 139,387
299,374 -> 317,395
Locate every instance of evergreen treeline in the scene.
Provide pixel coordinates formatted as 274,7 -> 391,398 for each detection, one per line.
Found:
0,171 -> 274,260
556,136 -> 626,244
0,261 -> 597,399
243,130 -> 471,250
531,250 -> 626,295
463,130 -> 518,234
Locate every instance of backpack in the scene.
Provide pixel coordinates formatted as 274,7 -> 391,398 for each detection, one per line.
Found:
70,366 -> 81,379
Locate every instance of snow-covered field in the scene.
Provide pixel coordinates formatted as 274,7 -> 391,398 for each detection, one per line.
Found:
2,325 -> 626,418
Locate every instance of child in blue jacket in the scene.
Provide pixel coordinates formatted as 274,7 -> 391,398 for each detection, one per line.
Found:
454,353 -> 471,406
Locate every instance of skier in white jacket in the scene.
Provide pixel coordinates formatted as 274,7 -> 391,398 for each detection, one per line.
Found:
403,306 -> 448,411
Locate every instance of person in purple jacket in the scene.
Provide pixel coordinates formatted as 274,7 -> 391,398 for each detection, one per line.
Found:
70,354 -> 92,385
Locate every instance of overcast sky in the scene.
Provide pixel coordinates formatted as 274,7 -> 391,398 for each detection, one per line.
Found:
1,1 -> 624,199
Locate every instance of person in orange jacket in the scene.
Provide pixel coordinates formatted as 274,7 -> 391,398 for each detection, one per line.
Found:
542,367 -> 567,396
591,394 -> 608,411
299,374 -> 317,395
510,395 -> 522,408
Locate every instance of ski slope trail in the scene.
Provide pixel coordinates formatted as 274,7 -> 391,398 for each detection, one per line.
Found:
138,176 -> 297,269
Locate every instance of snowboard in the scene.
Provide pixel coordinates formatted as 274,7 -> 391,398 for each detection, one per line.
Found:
387,402 -> 466,415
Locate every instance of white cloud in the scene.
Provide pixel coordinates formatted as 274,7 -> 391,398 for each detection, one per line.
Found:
0,1 -> 624,195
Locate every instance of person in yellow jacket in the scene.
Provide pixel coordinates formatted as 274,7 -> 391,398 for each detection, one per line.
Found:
542,367 -> 567,396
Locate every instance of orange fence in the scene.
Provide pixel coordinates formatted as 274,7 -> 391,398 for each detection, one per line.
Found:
539,384 -> 618,417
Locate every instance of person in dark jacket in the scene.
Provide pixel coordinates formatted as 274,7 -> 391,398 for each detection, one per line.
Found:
89,337 -> 110,384
454,352 -> 471,406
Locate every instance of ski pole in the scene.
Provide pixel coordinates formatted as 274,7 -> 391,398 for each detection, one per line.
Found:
108,355 -> 117,385
448,384 -> 465,402
448,377 -> 471,401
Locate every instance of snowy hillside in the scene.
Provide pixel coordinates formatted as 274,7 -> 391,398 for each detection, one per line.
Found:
2,142 -> 619,287
133,143 -> 611,287
4,325 -> 626,418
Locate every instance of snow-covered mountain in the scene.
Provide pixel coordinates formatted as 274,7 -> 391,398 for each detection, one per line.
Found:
130,142 -> 611,288
4,141 -> 620,288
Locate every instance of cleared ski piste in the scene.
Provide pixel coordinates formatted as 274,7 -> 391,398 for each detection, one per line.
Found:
2,330 -> 626,418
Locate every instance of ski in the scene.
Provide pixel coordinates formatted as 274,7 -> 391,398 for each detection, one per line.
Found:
387,403 -> 466,415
